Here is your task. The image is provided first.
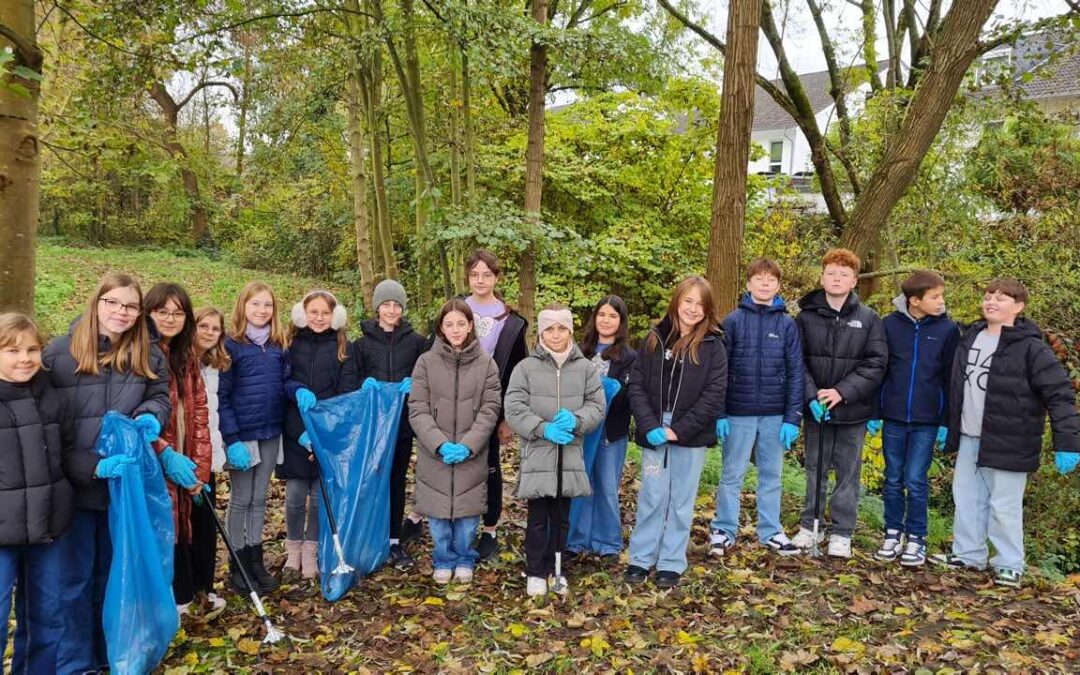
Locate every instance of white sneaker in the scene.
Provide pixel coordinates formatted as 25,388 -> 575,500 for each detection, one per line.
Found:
827,535 -> 852,558
549,575 -> 569,596
875,529 -> 903,562
453,566 -> 474,583
791,527 -> 824,550
206,592 -> 227,611
526,576 -> 548,597
709,531 -> 734,557
433,568 -> 453,584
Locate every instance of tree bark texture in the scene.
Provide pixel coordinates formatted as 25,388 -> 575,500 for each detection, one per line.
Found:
519,0 -> 548,327
148,81 -> 211,244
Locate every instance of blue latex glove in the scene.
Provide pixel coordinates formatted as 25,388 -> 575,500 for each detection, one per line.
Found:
1055,451 -> 1080,475
296,387 -> 317,412
780,422 -> 801,450
160,446 -> 198,489
439,442 -> 469,465
299,431 -> 312,449
361,377 -> 379,393
448,443 -> 470,464
133,413 -> 161,443
553,408 -> 576,432
808,400 -> 831,423
866,419 -> 883,435
398,377 -> 413,394
646,427 -> 668,447
543,424 -> 574,445
226,441 -> 252,471
95,454 -> 136,479
715,419 -> 730,443
935,426 -> 948,449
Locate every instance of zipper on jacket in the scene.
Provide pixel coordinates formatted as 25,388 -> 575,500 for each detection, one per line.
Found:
756,309 -> 764,410
556,364 -> 563,494
450,352 -> 460,520
905,321 -> 921,423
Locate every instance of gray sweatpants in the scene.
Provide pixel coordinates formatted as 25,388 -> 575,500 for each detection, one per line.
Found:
799,421 -> 865,538
227,438 -> 279,547
285,478 -> 319,542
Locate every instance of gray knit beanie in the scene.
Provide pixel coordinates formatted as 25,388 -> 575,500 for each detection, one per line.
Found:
372,279 -> 408,313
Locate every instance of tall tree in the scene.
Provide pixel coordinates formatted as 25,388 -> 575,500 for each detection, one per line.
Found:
519,0 -> 548,325
344,0 -> 377,310
0,0 -> 43,314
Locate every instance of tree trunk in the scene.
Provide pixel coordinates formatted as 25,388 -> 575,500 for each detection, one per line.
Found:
345,66 -> 376,312
148,81 -> 210,244
707,0 -> 761,318
841,0 -> 999,258
234,30 -> 254,178
519,0 -> 548,326
0,0 -> 42,315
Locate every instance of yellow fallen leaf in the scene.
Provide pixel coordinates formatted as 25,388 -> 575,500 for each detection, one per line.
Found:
506,623 -> 527,638
227,627 -> 244,642
830,636 -> 866,655
183,652 -> 198,666
423,596 -> 444,606
236,638 -> 261,656
676,630 -> 701,646
893,606 -> 912,615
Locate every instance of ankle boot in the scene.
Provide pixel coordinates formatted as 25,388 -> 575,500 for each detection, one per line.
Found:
228,547 -> 252,594
301,541 -> 319,579
248,543 -> 279,593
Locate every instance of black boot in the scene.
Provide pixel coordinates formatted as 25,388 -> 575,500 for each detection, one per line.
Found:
249,543 -> 280,593
229,546 -> 252,594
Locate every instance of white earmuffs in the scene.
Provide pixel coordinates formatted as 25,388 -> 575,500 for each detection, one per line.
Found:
292,290 -> 348,330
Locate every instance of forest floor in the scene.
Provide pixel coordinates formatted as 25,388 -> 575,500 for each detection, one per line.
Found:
161,451 -> 1080,674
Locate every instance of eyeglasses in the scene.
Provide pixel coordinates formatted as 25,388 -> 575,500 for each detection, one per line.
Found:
99,297 -> 142,316
152,309 -> 186,322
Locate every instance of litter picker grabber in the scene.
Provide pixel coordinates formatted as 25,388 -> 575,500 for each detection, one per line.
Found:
810,414 -> 831,559
312,455 -> 356,580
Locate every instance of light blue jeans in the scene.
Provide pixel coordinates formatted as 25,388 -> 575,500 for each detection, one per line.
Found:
567,436 -> 629,556
951,434 -> 1028,573
710,415 -> 785,543
627,443 -> 707,574
429,517 -> 481,571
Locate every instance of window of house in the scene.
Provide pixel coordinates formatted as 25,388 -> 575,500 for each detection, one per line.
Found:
769,141 -> 784,174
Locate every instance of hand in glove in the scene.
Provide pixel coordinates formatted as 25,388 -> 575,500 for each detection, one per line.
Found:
715,418 -> 730,443
1055,451 -> 1079,475
299,431 -> 312,450
935,426 -> 948,449
543,424 -> 574,445
296,388 -> 317,412
398,377 -> 413,394
361,377 -> 379,393
646,427 -> 669,448
866,419 -> 883,435
553,408 -> 576,432
95,454 -> 136,479
808,400 -> 831,423
133,413 -> 161,443
160,446 -> 198,489
780,422 -> 801,450
226,441 -> 252,471
439,442 -> 470,465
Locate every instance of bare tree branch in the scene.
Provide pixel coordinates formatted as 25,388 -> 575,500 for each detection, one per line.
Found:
176,80 -> 240,111
0,22 -> 43,68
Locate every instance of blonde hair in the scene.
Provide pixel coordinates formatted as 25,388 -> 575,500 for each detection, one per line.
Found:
292,291 -> 349,362
0,312 -> 45,351
229,281 -> 289,348
194,307 -> 231,371
70,272 -> 157,378
645,275 -> 719,365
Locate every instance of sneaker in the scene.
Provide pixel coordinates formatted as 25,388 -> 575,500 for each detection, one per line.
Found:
433,568 -> 453,584
526,576 -> 548,597
177,602 -> 191,616
708,531 -> 734,557
827,535 -> 852,558
206,593 -> 227,611
400,517 -> 424,545
791,527 -> 825,550
453,566 -> 474,583
654,570 -> 681,588
994,567 -> 1022,588
599,553 -> 620,563
623,565 -> 649,585
875,529 -> 903,562
931,553 -> 987,571
476,532 -> 499,562
549,575 -> 569,595
388,544 -> 415,571
899,536 -> 926,567
763,533 -> 801,556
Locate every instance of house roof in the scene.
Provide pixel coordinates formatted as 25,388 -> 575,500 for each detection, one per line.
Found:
1005,34 -> 1080,100
752,68 -> 836,132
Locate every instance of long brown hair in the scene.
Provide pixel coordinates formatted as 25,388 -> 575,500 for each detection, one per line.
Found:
581,294 -> 630,362
434,298 -> 477,349
194,307 -> 231,371
229,281 -> 289,348
70,272 -> 158,378
145,283 -> 197,396
645,276 -> 719,365
291,290 -> 350,362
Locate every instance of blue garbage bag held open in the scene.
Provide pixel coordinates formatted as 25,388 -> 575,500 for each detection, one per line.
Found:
98,412 -> 178,675
567,377 -> 622,535
300,381 -> 406,601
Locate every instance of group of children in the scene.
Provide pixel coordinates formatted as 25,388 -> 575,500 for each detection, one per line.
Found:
1,247 -> 1077,669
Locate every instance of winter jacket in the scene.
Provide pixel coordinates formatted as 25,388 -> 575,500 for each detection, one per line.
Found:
945,318 -> 1080,472
280,328 -> 361,480
408,337 -> 502,519
218,336 -> 297,446
722,294 -> 805,425
353,319 -> 429,439
879,294 -> 961,425
200,364 -> 225,472
0,374 -> 76,545
506,343 -> 606,500
795,289 -> 888,424
628,316 -> 728,449
585,346 -> 637,442
43,321 -> 172,510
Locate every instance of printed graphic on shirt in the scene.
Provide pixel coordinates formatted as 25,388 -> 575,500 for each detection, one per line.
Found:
964,344 -> 994,392
475,316 -> 496,339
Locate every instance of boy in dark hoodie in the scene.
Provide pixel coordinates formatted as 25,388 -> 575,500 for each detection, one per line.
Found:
933,278 -> 1080,587
792,248 -> 888,558
869,271 -> 960,567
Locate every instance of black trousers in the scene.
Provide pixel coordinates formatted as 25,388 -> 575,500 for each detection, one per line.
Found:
524,497 -> 571,578
484,431 -> 502,528
389,434 -> 414,540
174,475 -> 218,604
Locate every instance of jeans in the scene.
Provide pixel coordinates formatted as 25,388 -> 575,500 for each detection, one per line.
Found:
567,436 -> 629,555
285,477 -> 320,541
53,508 -> 111,673
627,444 -> 707,574
710,415 -> 785,542
389,434 -> 414,540
951,434 -> 1027,573
0,541 -> 66,674
227,437 -> 279,547
881,421 -> 936,537
524,497 -> 571,577
429,517 -> 481,571
799,421 -> 865,538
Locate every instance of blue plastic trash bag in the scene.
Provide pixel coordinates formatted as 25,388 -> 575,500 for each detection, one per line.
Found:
566,377 -> 622,542
99,412 -> 178,675
301,382 -> 406,601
